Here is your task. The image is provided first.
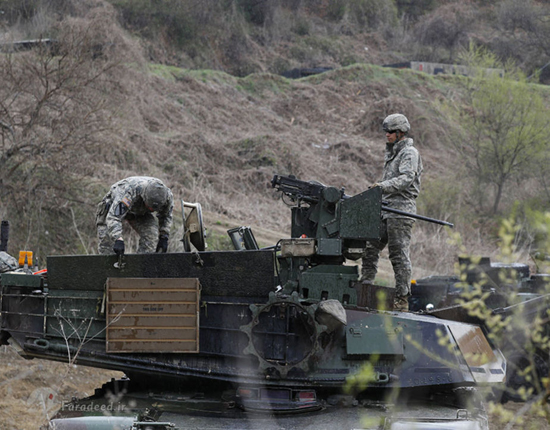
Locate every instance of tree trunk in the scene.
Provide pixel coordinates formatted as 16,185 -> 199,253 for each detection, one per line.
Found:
492,182 -> 504,215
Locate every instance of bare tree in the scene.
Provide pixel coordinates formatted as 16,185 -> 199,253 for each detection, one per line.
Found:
0,8 -> 129,254
495,0 -> 550,69
414,3 -> 476,62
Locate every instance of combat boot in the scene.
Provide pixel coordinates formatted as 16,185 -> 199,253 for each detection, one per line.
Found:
393,295 -> 409,312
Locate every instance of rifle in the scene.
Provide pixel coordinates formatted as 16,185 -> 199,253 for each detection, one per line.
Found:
271,174 -> 454,228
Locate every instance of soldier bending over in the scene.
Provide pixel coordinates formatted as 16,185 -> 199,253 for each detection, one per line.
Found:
96,176 -> 174,255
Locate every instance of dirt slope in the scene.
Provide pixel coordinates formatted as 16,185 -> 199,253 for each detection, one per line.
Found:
114,64 -> 456,233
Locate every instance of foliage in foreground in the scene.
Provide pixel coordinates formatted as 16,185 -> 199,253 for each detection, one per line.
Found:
459,213 -> 550,426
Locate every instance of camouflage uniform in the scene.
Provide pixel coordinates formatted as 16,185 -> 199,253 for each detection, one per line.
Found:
0,251 -> 17,273
362,137 -> 423,297
96,177 -> 174,254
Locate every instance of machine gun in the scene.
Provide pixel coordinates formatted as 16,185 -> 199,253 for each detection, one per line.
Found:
271,174 -> 453,228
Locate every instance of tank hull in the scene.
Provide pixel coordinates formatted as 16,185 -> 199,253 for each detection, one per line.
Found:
1,252 -> 504,390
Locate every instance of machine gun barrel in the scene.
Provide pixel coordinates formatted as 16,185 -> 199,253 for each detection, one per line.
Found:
382,206 -> 454,228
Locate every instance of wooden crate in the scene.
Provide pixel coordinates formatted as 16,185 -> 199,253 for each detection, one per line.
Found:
106,278 -> 200,353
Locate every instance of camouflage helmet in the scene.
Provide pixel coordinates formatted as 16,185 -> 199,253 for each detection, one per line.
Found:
382,113 -> 410,133
143,181 -> 169,211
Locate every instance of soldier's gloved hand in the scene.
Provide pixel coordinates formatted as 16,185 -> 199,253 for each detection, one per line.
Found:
368,183 -> 380,189
113,239 -> 125,256
156,235 -> 168,253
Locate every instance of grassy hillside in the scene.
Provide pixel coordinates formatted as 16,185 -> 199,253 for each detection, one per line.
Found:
0,0 -> 548,276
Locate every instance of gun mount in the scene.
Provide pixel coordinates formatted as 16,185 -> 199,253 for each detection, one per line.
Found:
271,174 -> 452,262
271,174 -> 382,262
271,175 -> 453,242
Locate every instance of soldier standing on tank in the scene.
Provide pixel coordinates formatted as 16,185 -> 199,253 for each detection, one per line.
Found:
96,176 -> 174,255
362,114 -> 423,311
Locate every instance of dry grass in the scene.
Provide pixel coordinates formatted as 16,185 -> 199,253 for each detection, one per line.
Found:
488,400 -> 550,430
0,346 -> 122,430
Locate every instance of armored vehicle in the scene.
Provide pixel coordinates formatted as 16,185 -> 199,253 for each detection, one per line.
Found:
411,257 -> 550,402
0,175 -> 504,429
